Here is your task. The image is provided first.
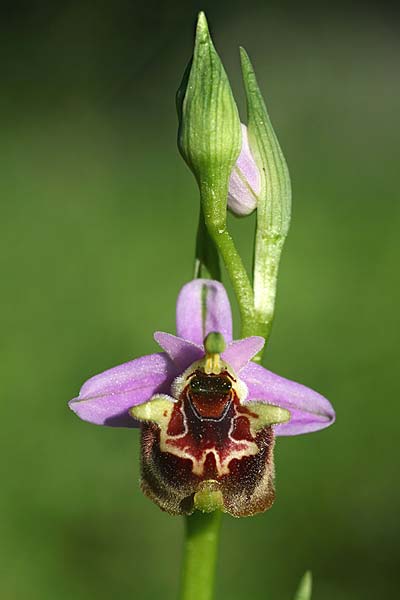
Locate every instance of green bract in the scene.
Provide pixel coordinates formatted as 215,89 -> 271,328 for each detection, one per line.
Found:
240,48 -> 292,341
240,48 -> 291,240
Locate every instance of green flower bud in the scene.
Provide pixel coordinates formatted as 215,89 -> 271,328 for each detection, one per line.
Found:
177,12 -> 242,228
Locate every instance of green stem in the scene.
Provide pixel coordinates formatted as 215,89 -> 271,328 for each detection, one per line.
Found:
194,206 -> 221,280
206,221 -> 256,339
179,512 -> 222,600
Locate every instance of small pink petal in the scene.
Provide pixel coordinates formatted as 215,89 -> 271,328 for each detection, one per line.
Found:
154,332 -> 204,370
228,124 -> 261,216
222,336 -> 265,372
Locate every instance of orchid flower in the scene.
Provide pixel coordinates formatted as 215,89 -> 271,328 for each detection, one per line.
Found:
69,13 -> 336,599
69,279 -> 334,517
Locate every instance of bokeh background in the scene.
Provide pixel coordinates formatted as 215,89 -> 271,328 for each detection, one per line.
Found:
1,1 -> 399,598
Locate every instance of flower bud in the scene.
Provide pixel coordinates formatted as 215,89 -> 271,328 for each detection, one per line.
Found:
227,124 -> 261,216
176,12 -> 241,226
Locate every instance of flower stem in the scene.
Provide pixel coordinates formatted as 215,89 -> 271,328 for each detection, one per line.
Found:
205,222 -> 256,339
194,206 -> 221,281
179,511 -> 222,600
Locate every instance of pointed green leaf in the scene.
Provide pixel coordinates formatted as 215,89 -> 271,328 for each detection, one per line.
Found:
294,571 -> 313,600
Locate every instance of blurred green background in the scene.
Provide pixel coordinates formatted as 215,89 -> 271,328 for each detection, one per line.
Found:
1,1 -> 399,598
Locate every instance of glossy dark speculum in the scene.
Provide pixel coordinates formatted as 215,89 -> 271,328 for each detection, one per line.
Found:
188,370 -> 233,419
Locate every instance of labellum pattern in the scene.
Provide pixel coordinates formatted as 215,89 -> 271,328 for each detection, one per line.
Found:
69,279 -> 335,516
133,355 -> 286,516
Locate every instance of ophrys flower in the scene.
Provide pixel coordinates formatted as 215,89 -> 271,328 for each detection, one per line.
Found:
69,279 -> 334,516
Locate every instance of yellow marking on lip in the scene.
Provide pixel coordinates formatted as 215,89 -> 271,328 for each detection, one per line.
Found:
204,352 -> 222,374
130,396 -> 174,426
244,402 -> 290,435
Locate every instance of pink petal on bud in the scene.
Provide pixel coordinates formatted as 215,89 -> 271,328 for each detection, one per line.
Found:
228,124 -> 261,216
